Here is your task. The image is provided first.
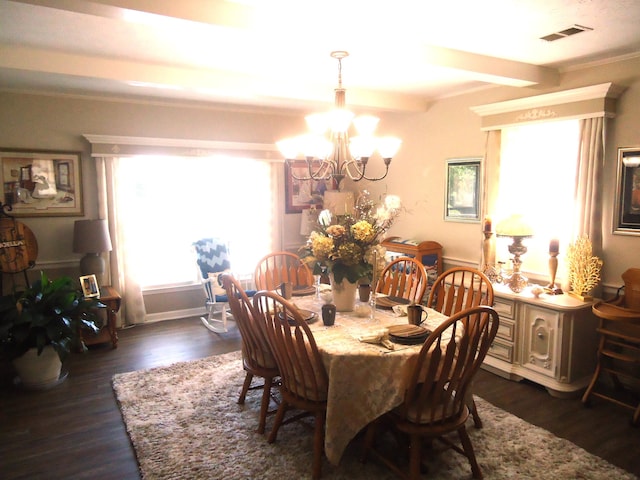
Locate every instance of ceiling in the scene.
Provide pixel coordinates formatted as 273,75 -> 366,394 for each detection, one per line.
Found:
1,0 -> 639,113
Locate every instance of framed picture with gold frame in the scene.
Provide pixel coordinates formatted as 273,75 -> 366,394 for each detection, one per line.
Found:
0,149 -> 83,217
80,274 -> 100,298
613,146 -> 640,236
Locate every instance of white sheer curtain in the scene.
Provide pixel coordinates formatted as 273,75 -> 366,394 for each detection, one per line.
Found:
95,154 -> 274,326
574,117 -> 605,248
96,157 -> 147,326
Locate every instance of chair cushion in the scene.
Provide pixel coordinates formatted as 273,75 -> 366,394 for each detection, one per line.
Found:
193,238 -> 231,278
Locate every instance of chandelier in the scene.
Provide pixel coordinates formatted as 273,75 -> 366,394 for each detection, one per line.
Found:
277,51 -> 402,188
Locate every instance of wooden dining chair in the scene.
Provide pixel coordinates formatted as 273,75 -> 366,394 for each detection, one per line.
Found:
427,266 -> 494,316
375,256 -> 428,305
221,274 -> 279,434
252,290 -> 329,480
254,251 -> 314,291
426,266 -> 494,428
361,305 -> 499,480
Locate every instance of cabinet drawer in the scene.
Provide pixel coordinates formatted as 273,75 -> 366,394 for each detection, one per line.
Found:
496,317 -> 515,342
487,338 -> 514,363
493,297 -> 515,319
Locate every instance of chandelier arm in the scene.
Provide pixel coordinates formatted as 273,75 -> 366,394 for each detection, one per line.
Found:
344,157 -> 392,182
341,159 -> 366,182
286,158 -> 336,182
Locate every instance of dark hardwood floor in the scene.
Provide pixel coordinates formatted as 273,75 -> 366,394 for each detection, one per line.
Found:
1,317 -> 639,479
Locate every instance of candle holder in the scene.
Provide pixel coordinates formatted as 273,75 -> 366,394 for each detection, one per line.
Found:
481,231 -> 499,283
545,251 -> 564,295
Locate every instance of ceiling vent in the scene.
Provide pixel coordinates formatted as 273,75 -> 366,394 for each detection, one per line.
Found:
540,24 -> 593,42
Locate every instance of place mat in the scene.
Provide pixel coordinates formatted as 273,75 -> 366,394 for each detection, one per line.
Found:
292,285 -> 316,296
376,296 -> 411,309
387,324 -> 431,345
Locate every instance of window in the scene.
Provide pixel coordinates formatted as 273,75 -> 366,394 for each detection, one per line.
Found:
494,119 -> 580,276
115,155 -> 273,288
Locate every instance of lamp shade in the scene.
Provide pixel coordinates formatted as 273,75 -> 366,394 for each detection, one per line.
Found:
73,219 -> 112,284
495,214 -> 534,238
73,219 -> 112,253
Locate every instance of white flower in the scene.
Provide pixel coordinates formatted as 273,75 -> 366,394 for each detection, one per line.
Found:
384,194 -> 401,210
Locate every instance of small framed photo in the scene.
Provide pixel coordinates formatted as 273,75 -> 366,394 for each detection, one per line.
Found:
444,157 -> 482,223
613,146 -> 640,236
80,274 -> 100,298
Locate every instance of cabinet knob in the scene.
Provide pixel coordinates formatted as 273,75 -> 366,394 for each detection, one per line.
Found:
537,332 -> 544,339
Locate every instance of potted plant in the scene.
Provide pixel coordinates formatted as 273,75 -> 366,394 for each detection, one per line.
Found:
0,271 -> 103,389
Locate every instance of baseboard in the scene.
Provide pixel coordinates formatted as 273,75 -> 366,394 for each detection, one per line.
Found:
144,307 -> 206,323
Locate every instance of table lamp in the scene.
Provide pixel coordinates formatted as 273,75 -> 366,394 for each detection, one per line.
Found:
495,214 -> 533,293
73,219 -> 113,285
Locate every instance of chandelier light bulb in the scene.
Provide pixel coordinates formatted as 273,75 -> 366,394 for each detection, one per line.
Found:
377,137 -> 402,159
353,115 -> 380,136
328,109 -> 354,133
305,113 -> 330,134
349,136 -> 376,159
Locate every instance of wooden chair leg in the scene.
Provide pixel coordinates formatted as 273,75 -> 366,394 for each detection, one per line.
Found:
458,426 -> 483,479
582,362 -> 602,405
360,420 -> 377,463
408,433 -> 422,480
257,375 -> 274,434
469,397 -> 483,428
238,372 -> 253,405
268,401 -> 288,444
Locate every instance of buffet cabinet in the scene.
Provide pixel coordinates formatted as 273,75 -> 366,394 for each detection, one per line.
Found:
483,284 -> 600,397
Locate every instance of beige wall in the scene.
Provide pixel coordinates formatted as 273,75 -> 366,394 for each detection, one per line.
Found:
1,55 -> 639,316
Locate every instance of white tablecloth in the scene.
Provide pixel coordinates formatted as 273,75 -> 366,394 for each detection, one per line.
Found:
291,294 -> 449,465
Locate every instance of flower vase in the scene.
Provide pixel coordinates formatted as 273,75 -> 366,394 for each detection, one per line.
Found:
330,274 -> 358,312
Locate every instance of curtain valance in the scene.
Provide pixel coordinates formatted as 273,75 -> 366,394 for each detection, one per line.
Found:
470,83 -> 623,131
82,134 -> 281,161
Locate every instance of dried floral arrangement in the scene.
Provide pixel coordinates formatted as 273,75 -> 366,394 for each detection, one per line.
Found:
566,235 -> 603,299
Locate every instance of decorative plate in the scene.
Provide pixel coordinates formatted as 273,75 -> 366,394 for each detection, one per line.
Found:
292,285 -> 316,296
376,296 -> 411,309
387,324 -> 431,345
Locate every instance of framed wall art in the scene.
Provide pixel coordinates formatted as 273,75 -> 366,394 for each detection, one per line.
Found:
284,160 -> 330,214
0,149 -> 83,217
613,146 -> 640,235
444,157 -> 482,223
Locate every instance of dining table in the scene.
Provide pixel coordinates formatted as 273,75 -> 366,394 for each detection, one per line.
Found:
289,290 -> 450,466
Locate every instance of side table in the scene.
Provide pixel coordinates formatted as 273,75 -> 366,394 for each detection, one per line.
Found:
81,285 -> 121,349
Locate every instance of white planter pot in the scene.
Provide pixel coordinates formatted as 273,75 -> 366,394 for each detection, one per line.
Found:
12,346 -> 65,390
330,274 -> 358,312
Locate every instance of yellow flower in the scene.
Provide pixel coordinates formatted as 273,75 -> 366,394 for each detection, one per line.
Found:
351,220 -> 375,243
326,225 -> 346,238
336,242 -> 363,266
310,232 -> 334,261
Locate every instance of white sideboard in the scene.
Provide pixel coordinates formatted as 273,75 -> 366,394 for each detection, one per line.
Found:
483,284 -> 600,398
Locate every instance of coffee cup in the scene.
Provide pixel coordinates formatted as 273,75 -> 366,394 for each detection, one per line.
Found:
322,303 -> 336,326
278,282 -> 293,300
358,284 -> 371,302
407,304 -> 428,326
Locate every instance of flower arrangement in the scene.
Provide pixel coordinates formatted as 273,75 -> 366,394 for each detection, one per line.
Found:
300,191 -> 401,284
566,235 -> 603,300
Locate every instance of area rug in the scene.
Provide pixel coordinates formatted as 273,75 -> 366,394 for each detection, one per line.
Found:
113,351 -> 636,480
